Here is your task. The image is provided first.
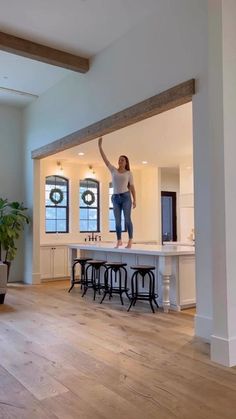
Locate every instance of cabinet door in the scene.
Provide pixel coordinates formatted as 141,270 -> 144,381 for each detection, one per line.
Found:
53,247 -> 68,278
178,256 -> 196,307
40,247 -> 53,279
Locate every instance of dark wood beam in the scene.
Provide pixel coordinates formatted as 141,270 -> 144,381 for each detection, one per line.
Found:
0,31 -> 89,73
32,79 -> 195,159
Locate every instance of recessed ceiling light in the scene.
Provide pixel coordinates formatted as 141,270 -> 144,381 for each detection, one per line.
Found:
142,161 -> 148,164
78,152 -> 85,156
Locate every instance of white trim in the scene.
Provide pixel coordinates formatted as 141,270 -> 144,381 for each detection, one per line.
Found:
24,271 -> 41,285
194,314 -> 212,342
211,335 -> 236,367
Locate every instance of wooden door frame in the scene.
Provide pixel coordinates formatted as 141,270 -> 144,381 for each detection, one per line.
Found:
31,79 -> 195,159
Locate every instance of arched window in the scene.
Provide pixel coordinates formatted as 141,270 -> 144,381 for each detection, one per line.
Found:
45,175 -> 69,233
79,178 -> 100,232
109,182 -> 126,232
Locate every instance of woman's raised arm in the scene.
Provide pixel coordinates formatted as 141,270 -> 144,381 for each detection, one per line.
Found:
98,137 -> 111,168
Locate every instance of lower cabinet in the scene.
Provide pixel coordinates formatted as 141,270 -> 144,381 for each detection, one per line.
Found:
178,255 -> 196,308
40,246 -> 69,280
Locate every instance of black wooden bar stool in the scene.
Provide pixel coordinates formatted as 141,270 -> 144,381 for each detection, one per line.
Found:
127,265 -> 159,313
100,262 -> 130,305
68,257 -> 92,293
83,260 -> 106,300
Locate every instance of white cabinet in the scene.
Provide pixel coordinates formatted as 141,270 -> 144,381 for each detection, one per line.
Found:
178,255 -> 196,308
40,247 -> 53,280
40,246 -> 69,280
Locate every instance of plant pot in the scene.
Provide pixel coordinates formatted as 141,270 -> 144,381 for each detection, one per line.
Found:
3,261 -> 11,282
0,293 -> 5,304
0,262 -> 7,303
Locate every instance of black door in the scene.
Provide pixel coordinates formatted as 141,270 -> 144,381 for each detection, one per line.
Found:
161,191 -> 177,243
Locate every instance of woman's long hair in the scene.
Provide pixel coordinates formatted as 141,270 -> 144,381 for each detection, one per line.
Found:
120,155 -> 131,189
120,155 -> 130,171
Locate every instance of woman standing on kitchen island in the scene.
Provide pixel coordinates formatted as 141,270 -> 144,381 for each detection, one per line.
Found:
98,137 -> 136,248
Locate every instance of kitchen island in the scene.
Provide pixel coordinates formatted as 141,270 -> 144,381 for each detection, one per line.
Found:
68,243 -> 195,312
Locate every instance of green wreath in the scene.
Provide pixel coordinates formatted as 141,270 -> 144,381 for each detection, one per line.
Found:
81,190 -> 95,206
49,188 -> 64,205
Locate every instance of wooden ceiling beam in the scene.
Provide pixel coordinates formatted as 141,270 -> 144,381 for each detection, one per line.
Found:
32,79 -> 195,159
0,31 -> 89,73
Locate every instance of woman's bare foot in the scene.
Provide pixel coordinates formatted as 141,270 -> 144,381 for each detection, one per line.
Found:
125,240 -> 132,248
114,240 -> 122,248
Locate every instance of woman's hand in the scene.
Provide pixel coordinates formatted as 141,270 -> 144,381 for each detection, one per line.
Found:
98,137 -> 103,148
98,137 -> 110,167
133,200 -> 136,209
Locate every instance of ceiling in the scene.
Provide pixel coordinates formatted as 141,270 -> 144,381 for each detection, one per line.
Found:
0,0 -> 159,107
0,51 -> 72,107
47,102 -> 193,169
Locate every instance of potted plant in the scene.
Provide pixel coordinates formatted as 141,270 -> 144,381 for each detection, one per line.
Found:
0,198 -> 30,281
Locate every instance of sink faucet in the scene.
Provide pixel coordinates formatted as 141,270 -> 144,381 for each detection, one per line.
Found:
86,233 -> 101,242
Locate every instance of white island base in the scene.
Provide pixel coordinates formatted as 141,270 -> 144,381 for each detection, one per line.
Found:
68,243 -> 196,312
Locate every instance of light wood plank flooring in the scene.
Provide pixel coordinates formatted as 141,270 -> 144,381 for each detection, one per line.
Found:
0,281 -> 236,419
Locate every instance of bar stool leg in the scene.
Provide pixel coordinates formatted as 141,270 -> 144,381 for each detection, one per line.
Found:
150,270 -> 159,308
81,264 -> 90,297
149,299 -> 155,313
127,271 -> 136,312
123,269 -> 130,301
147,272 -> 155,313
100,292 -> 107,304
80,263 -> 86,290
125,291 -> 131,301
93,267 -> 103,301
127,299 -> 134,311
109,268 -> 113,300
134,272 -> 138,305
93,268 -> 97,301
68,261 -> 77,293
100,268 -> 108,304
154,299 -> 159,308
117,270 -> 124,305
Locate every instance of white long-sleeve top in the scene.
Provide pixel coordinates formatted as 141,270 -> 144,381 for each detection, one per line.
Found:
108,163 -> 134,194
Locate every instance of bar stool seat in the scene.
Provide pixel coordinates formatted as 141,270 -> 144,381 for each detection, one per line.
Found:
100,262 -> 129,306
127,265 -> 158,313
68,257 -> 92,293
83,260 -> 106,300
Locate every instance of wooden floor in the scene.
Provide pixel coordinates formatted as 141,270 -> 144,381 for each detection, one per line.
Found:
1,282 -> 236,419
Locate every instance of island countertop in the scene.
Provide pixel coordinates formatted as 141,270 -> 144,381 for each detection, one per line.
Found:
68,242 -> 195,256
68,242 -> 195,312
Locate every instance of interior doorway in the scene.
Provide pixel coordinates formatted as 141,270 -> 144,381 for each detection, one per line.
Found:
32,79 -> 195,286
161,191 -> 177,243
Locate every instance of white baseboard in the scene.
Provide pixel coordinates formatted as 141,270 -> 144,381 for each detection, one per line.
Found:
24,271 -> 41,284
211,335 -> 236,367
194,313 -> 212,342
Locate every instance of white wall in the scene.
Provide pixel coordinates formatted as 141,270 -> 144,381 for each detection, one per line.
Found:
0,105 -> 24,282
137,167 -> 160,243
179,166 -> 194,242
0,105 -> 23,201
209,0 -> 236,366
22,0 -> 212,344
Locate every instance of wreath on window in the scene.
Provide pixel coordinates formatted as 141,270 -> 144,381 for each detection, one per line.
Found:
81,190 -> 95,206
49,188 -> 64,205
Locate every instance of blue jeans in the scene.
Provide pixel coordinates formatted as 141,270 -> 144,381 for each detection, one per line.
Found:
112,191 -> 133,240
